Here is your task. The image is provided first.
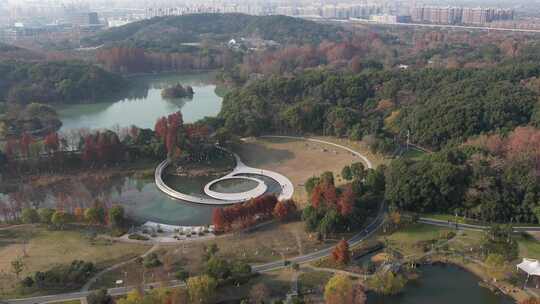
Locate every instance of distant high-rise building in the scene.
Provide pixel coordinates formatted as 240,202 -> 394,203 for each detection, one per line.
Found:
412,6 -> 513,25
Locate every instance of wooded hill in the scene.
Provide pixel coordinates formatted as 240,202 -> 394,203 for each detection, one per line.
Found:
83,13 -> 342,52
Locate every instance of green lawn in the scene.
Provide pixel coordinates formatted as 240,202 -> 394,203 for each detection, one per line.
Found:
516,234 -> 540,260
385,224 -> 450,244
379,223 -> 453,256
421,213 -> 540,227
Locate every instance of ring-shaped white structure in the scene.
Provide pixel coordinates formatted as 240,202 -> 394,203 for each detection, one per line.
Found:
155,137 -> 373,206
204,176 -> 267,201
155,146 -> 294,205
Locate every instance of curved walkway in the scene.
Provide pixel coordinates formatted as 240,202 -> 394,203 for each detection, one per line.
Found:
155,147 -> 294,205
156,137 -> 373,205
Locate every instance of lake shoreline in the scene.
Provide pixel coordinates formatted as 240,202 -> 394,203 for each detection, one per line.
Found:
427,257 -> 527,302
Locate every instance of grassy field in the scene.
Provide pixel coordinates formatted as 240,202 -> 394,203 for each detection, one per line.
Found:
517,233 -> 540,259
91,220 -> 340,289
378,223 -> 453,256
234,136 -> 387,204
0,225 -> 150,296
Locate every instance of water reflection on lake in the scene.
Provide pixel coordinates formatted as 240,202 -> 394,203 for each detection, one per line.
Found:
56,72 -> 223,132
0,174 -> 216,226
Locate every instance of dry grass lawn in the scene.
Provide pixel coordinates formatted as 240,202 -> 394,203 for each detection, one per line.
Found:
0,225 -> 150,295
91,221 -> 344,290
234,137 -> 387,204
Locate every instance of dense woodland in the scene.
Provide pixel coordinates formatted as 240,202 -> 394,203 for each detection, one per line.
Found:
386,126 -> 540,223
0,61 -> 125,105
219,62 -> 540,150
90,14 -> 343,74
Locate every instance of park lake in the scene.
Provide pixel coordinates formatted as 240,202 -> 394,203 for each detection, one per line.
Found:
56,72 -> 223,131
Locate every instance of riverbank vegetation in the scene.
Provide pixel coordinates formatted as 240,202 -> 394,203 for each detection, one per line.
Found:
0,110 -> 228,177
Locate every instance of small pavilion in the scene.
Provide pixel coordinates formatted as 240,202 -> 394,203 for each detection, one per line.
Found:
517,258 -> 540,288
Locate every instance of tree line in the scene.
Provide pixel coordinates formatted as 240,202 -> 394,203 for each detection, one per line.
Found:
211,194 -> 295,232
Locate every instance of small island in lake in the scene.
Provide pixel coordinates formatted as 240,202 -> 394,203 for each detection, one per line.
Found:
161,83 -> 194,99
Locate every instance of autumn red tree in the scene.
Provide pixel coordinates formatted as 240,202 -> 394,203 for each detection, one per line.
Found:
212,208 -> 227,233
273,199 -> 297,221
331,240 -> 351,265
44,132 -> 60,153
154,117 -> 168,140
217,194 -> 278,231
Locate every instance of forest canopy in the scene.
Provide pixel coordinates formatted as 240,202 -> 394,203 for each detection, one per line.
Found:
218,62 -> 540,150
0,61 -> 125,105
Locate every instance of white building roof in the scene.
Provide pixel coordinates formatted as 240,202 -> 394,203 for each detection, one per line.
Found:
517,258 -> 540,276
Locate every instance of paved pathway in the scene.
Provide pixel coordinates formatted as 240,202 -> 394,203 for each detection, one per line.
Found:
155,146 -> 294,205
155,136 -> 374,206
